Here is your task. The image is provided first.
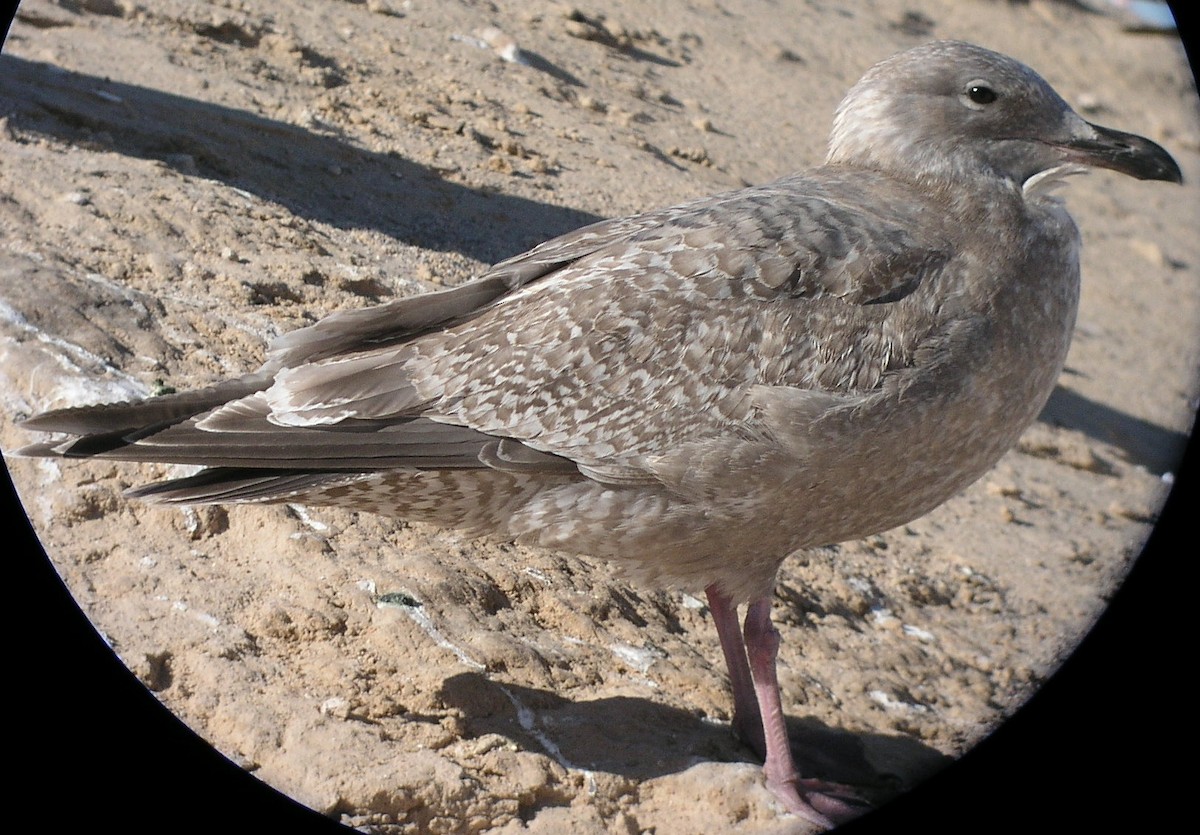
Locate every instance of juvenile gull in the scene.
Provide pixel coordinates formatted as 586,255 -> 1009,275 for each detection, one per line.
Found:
17,41 -> 1181,826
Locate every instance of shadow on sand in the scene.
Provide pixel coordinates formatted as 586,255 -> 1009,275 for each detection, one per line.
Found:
0,54 -> 603,266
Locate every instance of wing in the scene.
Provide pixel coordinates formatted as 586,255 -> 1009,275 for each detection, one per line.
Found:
19,168 -> 952,491
16,204 -> 692,438
266,170 -> 953,477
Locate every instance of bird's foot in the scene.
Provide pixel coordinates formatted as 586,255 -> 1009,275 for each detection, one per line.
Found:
767,774 -> 870,830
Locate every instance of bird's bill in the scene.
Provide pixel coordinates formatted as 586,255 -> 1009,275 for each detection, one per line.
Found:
1055,121 -> 1183,184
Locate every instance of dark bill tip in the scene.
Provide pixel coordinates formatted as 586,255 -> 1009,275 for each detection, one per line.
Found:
1061,122 -> 1183,184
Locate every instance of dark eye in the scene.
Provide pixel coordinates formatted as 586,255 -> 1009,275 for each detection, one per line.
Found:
967,84 -> 998,105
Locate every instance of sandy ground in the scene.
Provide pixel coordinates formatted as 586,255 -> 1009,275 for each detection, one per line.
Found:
1,1 -> 1197,833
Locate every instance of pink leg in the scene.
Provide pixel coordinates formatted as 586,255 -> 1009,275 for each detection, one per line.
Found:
705,584 -> 765,757
743,596 -> 864,828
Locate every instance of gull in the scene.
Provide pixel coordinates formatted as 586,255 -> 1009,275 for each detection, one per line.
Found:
16,41 -> 1181,827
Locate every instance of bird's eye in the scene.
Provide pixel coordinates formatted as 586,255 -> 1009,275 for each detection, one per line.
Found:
966,84 -> 998,105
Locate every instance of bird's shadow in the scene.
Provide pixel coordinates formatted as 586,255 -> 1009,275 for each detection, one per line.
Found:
1039,384 -> 1190,476
0,55 -> 603,266
437,672 -> 951,803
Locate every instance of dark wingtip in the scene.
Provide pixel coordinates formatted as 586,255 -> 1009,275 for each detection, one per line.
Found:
9,441 -> 64,459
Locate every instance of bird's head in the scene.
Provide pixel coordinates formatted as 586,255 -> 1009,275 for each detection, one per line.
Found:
827,40 -> 1182,193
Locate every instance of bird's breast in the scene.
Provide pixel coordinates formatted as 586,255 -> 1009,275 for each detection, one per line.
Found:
762,207 -> 1082,548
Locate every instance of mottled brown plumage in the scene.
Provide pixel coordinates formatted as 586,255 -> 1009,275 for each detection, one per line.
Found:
16,41 -> 1181,826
